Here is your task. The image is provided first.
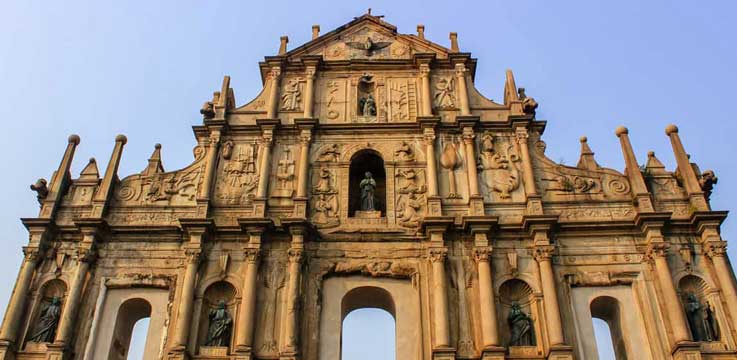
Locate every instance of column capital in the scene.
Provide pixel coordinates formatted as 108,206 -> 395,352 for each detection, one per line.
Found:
76,247 -> 97,264
423,129 -> 436,145
705,241 -> 728,259
287,247 -> 304,264
268,66 -> 282,80
185,248 -> 203,265
244,248 -> 262,264
427,247 -> 448,263
473,247 -> 492,263
533,245 -> 556,262
461,127 -> 475,143
299,129 -> 312,144
645,242 -> 670,261
454,62 -> 467,77
22,246 -> 42,263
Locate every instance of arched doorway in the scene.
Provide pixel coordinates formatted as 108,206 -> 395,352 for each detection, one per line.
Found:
108,298 -> 152,360
349,150 -> 386,217
341,287 -> 396,360
590,296 -> 627,359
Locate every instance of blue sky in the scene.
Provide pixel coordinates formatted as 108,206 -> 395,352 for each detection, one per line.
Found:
1,1 -> 735,359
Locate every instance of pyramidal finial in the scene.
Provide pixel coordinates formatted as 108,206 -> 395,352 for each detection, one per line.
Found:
79,157 -> 100,181
142,144 -> 165,176
576,136 -> 600,170
645,151 -> 667,174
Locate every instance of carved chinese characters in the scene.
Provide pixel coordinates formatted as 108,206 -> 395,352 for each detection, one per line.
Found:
280,78 -> 304,111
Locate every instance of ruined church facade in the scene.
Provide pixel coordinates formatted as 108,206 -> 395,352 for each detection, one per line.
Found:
1,14 -> 736,360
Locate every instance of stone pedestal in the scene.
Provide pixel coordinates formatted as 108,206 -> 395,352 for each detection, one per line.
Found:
292,197 -> 308,218
432,346 -> 456,360
469,195 -> 484,215
354,210 -> 381,218
200,346 -> 228,356
252,198 -> 267,217
672,342 -> 702,360
43,343 -> 66,360
0,341 -> 14,360
508,346 -> 540,358
481,346 -> 505,360
547,345 -> 574,360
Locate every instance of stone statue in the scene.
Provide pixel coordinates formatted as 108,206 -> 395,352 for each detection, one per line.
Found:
685,293 -> 718,342
699,170 -> 718,200
30,178 -> 49,204
200,100 -> 215,119
397,193 -> 422,227
705,301 -> 720,341
28,297 -> 61,343
508,302 -> 535,346
359,171 -> 377,211
346,37 -> 392,57
359,93 -> 377,116
518,88 -> 538,115
205,300 -> 232,347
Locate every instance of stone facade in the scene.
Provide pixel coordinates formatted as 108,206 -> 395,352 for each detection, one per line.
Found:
1,12 -> 736,360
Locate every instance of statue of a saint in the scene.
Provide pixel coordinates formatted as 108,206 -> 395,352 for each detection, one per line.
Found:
28,297 -> 62,343
359,93 -> 376,116
685,293 -> 718,341
705,301 -> 720,341
205,300 -> 232,347
359,171 -> 377,211
508,302 -> 535,346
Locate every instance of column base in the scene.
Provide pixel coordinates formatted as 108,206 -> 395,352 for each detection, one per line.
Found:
432,346 -> 456,360
233,345 -> 253,360
427,196 -> 442,216
481,346 -> 505,360
43,343 -> 67,360
279,351 -> 299,360
253,198 -> 267,218
0,341 -> 15,360
293,197 -> 308,218
166,347 -> 192,360
672,341 -> 702,360
469,195 -> 484,216
547,345 -> 574,360
526,196 -> 543,215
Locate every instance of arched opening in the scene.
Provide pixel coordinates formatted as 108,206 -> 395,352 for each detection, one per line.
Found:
108,298 -> 152,360
679,275 -> 720,342
340,286 -> 396,360
498,279 -> 536,348
590,296 -> 627,360
127,318 -> 151,360
198,281 -> 237,353
349,150 -> 386,217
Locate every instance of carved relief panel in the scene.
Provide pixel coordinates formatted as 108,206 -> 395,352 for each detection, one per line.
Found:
478,132 -> 526,203
213,140 -> 260,207
432,71 -> 459,122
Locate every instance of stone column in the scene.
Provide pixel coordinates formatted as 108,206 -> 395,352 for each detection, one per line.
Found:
302,66 -> 316,118
296,129 -> 312,199
462,127 -> 479,196
647,243 -> 691,344
54,248 -> 95,346
515,127 -> 537,197
428,248 -> 450,348
705,242 -> 737,331
474,247 -> 499,348
266,66 -> 282,119
0,247 -> 41,343
281,246 -> 304,356
256,129 -> 275,199
534,245 -> 565,346
235,247 -> 261,352
420,63 -> 433,116
172,249 -> 202,349
199,130 -> 221,200
424,129 -> 439,197
454,63 -> 471,116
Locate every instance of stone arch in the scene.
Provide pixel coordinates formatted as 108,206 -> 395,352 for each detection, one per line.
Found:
319,276 -> 421,360
498,279 -> 539,349
23,279 -> 67,347
589,296 -> 628,359
197,280 -> 238,353
107,298 -> 152,360
348,149 -> 387,217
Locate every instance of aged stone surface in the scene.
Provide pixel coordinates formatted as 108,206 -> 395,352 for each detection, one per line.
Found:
1,11 -> 736,360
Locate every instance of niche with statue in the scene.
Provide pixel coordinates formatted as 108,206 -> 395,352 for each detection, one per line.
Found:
198,281 -> 237,356
356,73 -> 377,120
349,150 -> 386,218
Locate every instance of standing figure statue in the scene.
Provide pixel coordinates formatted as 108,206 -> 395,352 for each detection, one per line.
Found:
685,293 -> 718,341
28,297 -> 62,343
359,93 -> 377,116
508,302 -> 535,346
360,171 -> 377,211
205,300 -> 233,347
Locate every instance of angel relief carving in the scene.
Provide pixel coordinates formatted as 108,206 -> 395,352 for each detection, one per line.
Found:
115,145 -> 206,206
214,142 -> 259,205
311,168 -> 339,228
477,132 -> 521,199
434,77 -> 456,110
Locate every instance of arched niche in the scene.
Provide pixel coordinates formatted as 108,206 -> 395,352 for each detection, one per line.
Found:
590,296 -> 628,359
349,150 -> 386,217
341,286 -> 396,320
498,279 -> 538,350
108,298 -> 152,360
198,281 -> 237,354
24,279 -> 67,347
678,275 -> 721,343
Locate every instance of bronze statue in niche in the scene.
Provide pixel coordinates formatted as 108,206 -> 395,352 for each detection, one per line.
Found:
349,150 -> 385,216
684,293 -> 719,342
28,297 -> 62,343
204,300 -> 233,347
360,172 -> 377,211
357,74 -> 377,117
508,302 -> 535,346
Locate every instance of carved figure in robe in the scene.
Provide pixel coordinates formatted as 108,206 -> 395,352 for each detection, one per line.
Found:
360,171 -> 377,210
313,168 -> 336,194
434,78 -> 455,109
281,79 -> 302,110
28,297 -> 61,343
359,93 -> 377,116
705,301 -> 720,341
685,293 -> 717,341
394,141 -> 415,161
313,194 -> 337,225
317,144 -> 341,162
397,193 -> 422,227
508,302 -> 535,346
205,300 -> 232,347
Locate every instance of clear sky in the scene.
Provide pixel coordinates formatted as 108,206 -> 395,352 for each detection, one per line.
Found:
1,1 -> 735,359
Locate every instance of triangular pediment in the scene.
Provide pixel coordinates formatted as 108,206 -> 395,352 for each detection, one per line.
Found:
285,15 -> 451,62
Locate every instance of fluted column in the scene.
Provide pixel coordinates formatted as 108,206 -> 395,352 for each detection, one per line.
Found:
647,242 -> 691,344
296,129 -> 312,199
462,127 -> 479,196
0,248 -> 41,343
705,242 -> 737,331
266,66 -> 282,119
474,247 -> 499,347
235,247 -> 261,351
256,129 -> 275,199
199,130 -> 221,200
281,247 -> 304,355
534,245 -> 565,346
302,66 -> 316,118
172,249 -> 202,349
454,63 -> 471,116
515,127 -> 537,196
424,129 -> 438,197
54,248 -> 95,345
428,248 -> 450,348
420,64 -> 433,116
